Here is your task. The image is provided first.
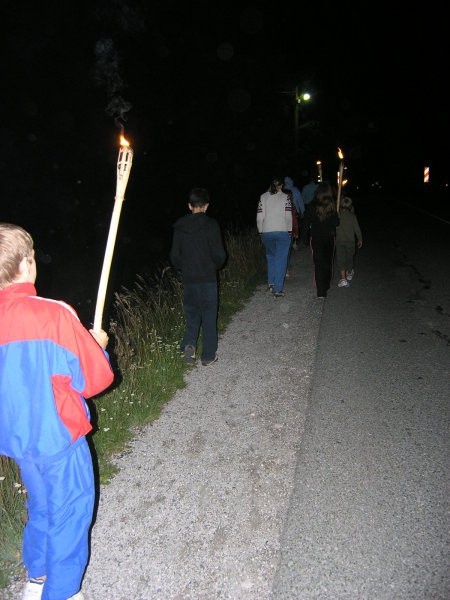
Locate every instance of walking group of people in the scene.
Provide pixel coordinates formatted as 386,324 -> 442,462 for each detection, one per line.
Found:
171,176 -> 364,375
168,173 -> 364,376
256,173 -> 363,299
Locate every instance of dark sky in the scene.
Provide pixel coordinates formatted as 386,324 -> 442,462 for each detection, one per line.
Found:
0,1 -> 448,312
2,2 -> 447,196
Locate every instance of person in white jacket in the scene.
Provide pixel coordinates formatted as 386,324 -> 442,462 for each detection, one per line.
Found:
256,177 -> 293,297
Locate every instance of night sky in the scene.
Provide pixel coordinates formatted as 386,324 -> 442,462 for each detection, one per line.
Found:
1,1 -> 448,318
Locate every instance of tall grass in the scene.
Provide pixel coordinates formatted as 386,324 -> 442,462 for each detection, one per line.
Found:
0,228 -> 265,589
0,457 -> 27,588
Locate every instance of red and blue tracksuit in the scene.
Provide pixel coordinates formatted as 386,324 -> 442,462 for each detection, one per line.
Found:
0,282 -> 114,600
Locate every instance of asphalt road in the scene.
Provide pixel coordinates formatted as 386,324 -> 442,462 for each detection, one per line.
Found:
272,192 -> 450,599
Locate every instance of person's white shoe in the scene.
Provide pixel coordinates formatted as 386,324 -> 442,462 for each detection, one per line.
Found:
22,579 -> 44,600
338,278 -> 349,287
346,269 -> 354,281
68,592 -> 85,600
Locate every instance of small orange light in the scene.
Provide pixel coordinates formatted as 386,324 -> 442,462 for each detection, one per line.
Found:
120,135 -> 130,147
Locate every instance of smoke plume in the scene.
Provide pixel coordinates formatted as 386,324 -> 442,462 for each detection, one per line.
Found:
93,37 -> 132,130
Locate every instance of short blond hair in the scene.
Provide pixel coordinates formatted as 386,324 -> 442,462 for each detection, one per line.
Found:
0,223 -> 34,288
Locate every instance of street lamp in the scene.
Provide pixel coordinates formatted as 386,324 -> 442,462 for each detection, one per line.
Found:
294,87 -> 311,153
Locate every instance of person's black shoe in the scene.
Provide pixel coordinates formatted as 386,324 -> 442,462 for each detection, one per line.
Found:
201,355 -> 218,366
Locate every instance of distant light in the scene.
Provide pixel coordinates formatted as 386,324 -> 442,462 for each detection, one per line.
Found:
297,92 -> 311,104
316,160 -> 323,182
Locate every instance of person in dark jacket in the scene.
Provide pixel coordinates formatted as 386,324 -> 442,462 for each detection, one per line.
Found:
170,188 -> 227,366
335,196 -> 363,288
303,181 -> 339,298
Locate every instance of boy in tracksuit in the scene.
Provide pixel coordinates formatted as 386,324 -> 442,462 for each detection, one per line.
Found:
170,188 -> 227,366
0,223 -> 114,600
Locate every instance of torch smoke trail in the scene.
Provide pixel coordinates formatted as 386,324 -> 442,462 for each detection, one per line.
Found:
93,37 -> 132,128
92,34 -> 133,331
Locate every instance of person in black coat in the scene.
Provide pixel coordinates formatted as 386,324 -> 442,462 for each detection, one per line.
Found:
303,181 -> 339,298
170,188 -> 227,366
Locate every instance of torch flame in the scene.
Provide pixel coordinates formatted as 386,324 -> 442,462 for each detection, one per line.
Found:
337,147 -> 344,160
120,135 -> 130,147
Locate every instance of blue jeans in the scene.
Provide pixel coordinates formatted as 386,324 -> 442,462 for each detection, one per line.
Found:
181,282 -> 218,361
261,231 -> 291,293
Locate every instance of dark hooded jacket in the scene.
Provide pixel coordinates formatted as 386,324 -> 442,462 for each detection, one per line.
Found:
170,213 -> 227,284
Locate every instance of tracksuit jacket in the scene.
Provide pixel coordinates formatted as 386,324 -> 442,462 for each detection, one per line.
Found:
0,282 -> 114,462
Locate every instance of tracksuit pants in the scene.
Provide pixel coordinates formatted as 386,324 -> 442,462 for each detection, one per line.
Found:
18,437 -> 95,600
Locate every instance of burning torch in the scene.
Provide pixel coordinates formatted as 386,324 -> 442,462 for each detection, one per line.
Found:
336,147 -> 344,213
93,135 -> 133,332
316,160 -> 323,183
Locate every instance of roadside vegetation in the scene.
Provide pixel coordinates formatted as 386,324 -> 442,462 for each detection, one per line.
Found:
0,228 -> 265,590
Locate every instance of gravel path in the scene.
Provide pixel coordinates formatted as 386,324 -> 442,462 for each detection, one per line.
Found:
83,247 -> 320,600
83,247 -> 319,599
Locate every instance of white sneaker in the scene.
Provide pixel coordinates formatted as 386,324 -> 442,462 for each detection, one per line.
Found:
22,579 -> 44,600
68,592 -> 85,600
346,269 -> 354,281
338,279 -> 349,287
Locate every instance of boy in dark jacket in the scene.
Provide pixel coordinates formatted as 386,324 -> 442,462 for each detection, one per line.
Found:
170,188 -> 227,366
0,223 -> 114,600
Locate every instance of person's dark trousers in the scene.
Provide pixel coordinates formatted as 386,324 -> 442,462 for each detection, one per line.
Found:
311,237 -> 335,297
181,282 -> 218,361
